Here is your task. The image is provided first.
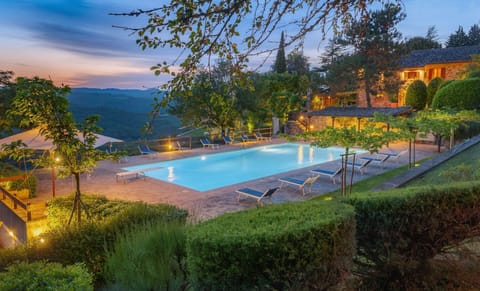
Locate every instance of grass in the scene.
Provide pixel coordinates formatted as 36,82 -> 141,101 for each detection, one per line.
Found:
313,164 -> 411,200
406,142 -> 480,187
316,141 -> 480,200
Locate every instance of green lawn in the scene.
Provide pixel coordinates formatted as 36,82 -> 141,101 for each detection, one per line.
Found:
319,144 -> 480,199
405,142 -> 480,187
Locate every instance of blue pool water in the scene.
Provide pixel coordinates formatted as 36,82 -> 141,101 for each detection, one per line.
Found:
124,143 -> 352,191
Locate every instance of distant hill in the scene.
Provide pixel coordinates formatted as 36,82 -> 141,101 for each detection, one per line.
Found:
68,88 -> 181,141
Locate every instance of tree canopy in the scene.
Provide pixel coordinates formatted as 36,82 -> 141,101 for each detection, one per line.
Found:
116,0 -> 399,98
273,32 -> 287,74
9,77 -> 107,224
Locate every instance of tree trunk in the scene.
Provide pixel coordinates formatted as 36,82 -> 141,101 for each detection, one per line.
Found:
75,173 -> 81,223
364,80 -> 372,108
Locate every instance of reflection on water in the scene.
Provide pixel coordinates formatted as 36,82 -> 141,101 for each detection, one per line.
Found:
168,166 -> 175,181
297,145 -> 304,164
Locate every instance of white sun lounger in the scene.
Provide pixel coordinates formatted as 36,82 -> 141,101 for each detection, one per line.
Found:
236,187 -> 279,206
310,167 -> 343,184
278,175 -> 319,196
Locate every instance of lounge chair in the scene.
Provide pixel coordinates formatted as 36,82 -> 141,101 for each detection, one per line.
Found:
278,175 -> 319,196
254,132 -> 271,141
310,167 -> 342,184
200,138 -> 220,149
236,187 -> 280,206
223,135 -> 234,145
138,144 -> 159,158
241,134 -> 256,143
378,149 -> 408,164
106,147 -> 129,163
359,154 -> 390,169
346,158 -> 371,175
173,141 -> 189,151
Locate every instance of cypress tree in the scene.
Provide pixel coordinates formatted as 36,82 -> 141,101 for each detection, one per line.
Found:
273,32 -> 287,73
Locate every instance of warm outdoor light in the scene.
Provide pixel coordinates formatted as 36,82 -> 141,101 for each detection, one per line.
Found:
8,230 -> 14,237
40,238 -> 45,244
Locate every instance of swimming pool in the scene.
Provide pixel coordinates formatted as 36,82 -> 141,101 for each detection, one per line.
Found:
123,143 -> 351,191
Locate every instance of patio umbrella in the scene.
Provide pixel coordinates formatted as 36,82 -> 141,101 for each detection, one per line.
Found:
0,127 -> 123,150
0,127 -> 123,197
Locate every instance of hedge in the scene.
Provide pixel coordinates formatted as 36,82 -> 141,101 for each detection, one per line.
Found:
343,182 -> 480,290
0,261 -> 93,291
405,80 -> 427,110
426,77 -> 443,107
432,78 -> 480,110
187,200 -> 356,290
0,195 -> 189,281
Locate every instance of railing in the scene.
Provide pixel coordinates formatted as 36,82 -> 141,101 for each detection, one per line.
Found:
0,189 -> 28,244
0,186 -> 31,221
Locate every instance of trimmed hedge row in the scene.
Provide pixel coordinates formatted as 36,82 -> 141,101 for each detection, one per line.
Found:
187,200 -> 356,290
432,78 -> 480,110
343,182 -> 480,290
0,261 -> 93,291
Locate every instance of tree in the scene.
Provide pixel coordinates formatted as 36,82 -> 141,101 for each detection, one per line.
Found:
167,59 -> 241,135
115,0 -> 399,108
426,77 -> 443,107
0,70 -> 16,135
446,26 -> 469,47
404,26 -> 442,52
343,3 -> 405,107
319,39 -> 359,100
299,123 -> 399,195
467,24 -> 480,46
405,80 -> 427,110
415,109 -> 480,152
9,77 -> 107,224
273,32 -> 287,73
286,49 -> 309,76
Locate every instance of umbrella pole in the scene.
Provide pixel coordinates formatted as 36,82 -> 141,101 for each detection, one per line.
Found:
50,150 -> 56,198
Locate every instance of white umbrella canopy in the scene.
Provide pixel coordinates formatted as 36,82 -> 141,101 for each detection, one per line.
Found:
0,127 -> 123,150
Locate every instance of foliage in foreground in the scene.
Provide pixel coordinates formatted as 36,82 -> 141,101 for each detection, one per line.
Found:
187,200 -> 356,290
0,195 -> 188,281
0,261 -> 93,291
104,222 -> 187,291
344,182 -> 480,290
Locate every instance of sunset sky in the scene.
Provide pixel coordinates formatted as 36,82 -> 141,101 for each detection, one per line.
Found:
1,0 -> 479,89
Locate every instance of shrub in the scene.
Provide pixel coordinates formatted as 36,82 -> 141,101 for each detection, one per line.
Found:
0,261 -> 93,290
405,80 -> 427,110
0,162 -> 37,198
432,78 -> 480,110
426,77 -> 443,107
187,200 -> 356,290
343,182 -> 480,290
0,195 -> 188,281
438,79 -> 455,89
104,222 -> 187,290
467,70 -> 480,79
46,194 -> 187,229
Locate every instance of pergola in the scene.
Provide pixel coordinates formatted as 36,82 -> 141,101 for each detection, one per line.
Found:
307,106 -> 412,130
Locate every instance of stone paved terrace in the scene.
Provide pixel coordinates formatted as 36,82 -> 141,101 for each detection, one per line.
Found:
29,138 -> 440,221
